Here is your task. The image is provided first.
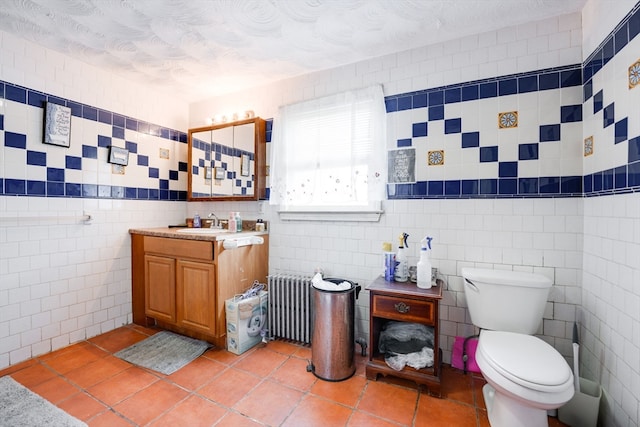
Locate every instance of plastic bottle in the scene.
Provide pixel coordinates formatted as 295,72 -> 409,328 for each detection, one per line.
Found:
193,213 -> 201,228
235,212 -> 242,232
394,233 -> 409,282
228,211 -> 236,232
382,242 -> 395,281
417,236 -> 433,289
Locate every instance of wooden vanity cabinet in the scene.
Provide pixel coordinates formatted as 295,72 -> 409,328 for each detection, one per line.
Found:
131,232 -> 269,348
366,276 -> 443,396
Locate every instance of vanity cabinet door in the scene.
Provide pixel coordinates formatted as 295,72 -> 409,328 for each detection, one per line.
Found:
144,254 -> 176,323
176,260 -> 217,334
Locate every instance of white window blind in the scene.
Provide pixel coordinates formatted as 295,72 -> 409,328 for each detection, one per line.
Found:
270,85 -> 386,220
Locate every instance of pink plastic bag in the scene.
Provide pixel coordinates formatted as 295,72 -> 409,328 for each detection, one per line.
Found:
451,335 -> 481,373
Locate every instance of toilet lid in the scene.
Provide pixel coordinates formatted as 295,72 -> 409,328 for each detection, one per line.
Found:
478,331 -> 572,390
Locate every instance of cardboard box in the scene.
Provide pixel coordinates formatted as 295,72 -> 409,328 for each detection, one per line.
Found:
226,290 -> 268,355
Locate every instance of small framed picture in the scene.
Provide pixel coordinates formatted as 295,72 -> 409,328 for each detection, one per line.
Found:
43,102 -> 72,148
214,167 -> 225,180
108,146 -> 129,166
241,154 -> 250,177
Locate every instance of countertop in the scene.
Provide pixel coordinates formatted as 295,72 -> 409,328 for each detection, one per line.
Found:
129,227 -> 269,242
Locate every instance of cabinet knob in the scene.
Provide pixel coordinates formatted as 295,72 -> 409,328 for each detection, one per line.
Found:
394,302 -> 410,313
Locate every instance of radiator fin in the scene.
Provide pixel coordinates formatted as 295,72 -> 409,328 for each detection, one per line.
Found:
267,274 -> 312,345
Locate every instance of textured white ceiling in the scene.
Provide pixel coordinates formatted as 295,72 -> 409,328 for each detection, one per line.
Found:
0,0 -> 587,103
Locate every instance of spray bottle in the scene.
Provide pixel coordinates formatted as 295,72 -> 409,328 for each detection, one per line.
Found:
382,242 -> 395,281
417,236 -> 433,289
394,233 -> 409,282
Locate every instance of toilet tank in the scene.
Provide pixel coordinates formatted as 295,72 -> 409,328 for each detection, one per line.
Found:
461,268 -> 552,334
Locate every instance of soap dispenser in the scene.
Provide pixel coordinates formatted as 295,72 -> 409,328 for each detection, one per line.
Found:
394,233 -> 409,282
417,236 -> 433,289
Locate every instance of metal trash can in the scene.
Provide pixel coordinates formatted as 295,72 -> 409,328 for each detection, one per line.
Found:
308,277 -> 360,381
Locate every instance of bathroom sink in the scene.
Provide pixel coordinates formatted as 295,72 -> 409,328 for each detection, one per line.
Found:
176,228 -> 231,235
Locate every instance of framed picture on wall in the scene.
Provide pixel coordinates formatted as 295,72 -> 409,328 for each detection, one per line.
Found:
43,102 -> 72,148
108,146 -> 129,166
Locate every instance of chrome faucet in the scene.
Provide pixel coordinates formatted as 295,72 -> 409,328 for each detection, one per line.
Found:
207,212 -> 221,228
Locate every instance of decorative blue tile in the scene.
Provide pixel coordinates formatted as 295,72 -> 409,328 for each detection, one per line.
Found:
561,176 -> 582,193
428,181 -> 444,196
540,124 -> 561,142
444,118 -> 462,134
462,132 -> 480,148
47,96 -> 66,106
137,155 -> 149,166
429,90 -> 444,106
593,90 -> 603,113
5,179 -> 26,195
149,124 -> 161,137
593,172 -> 603,192
518,75 -> 538,93
179,161 -> 188,172
583,175 -> 593,193
615,166 -> 627,189
98,135 -> 111,147
480,146 -> 499,162
27,180 -> 46,195
112,113 -> 126,128
66,183 -> 81,197
83,106 -> 98,121
603,168 -> 614,190
583,62 -> 594,84
519,143 -> 539,160
413,122 -> 428,137
445,180 -> 461,196
138,188 -> 149,199
126,118 -> 138,131
498,161 -> 518,177
480,179 -> 497,194
499,178 -> 517,195
539,177 -> 560,193
159,179 -> 169,190
583,80 -> 593,102
629,6 -> 640,40
125,141 -> 138,153
125,187 -> 137,199
397,96 -> 412,111
519,178 -> 538,194
0,114 -> 3,130
629,136 -> 640,163
445,88 -> 461,104
615,23 -> 629,54
112,186 -> 125,198
47,182 -> 65,196
629,161 -> 640,187
560,69 -> 582,87
413,93 -> 427,108
82,145 -> 97,159
65,156 -> 82,170
82,184 -> 98,198
149,189 -> 159,199
67,101 -> 82,117
112,126 -> 125,139
461,84 -> 479,101
413,181 -> 427,196
397,138 -> 412,147
539,72 -> 560,90
614,118 -> 628,144
479,82 -> 497,99
160,190 -> 169,200
47,168 -> 64,182
27,151 -> 46,166
602,37 -> 614,66
603,103 -> 615,128
462,179 -> 479,195
169,170 -> 179,180
28,91 -> 46,107
149,167 -> 159,178
561,105 -> 582,123
98,109 -> 112,125
6,84 -> 26,103
499,78 -> 517,96
385,98 -> 397,113
5,131 -> 27,149
429,105 -> 444,121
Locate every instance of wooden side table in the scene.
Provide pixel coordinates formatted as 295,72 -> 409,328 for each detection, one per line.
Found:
365,276 -> 443,396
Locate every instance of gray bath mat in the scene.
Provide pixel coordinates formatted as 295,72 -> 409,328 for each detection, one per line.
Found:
0,376 -> 87,427
115,331 -> 210,375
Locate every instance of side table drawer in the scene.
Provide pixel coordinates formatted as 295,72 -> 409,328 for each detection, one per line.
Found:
372,294 -> 435,325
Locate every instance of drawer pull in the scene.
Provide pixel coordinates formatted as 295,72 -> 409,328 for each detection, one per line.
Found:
394,302 -> 410,313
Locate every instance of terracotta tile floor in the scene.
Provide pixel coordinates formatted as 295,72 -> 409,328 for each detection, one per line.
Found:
0,325 -> 569,427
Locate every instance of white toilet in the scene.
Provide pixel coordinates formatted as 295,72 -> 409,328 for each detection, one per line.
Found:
461,268 -> 574,427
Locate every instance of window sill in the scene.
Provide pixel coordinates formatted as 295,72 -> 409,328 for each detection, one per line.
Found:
277,203 -> 383,222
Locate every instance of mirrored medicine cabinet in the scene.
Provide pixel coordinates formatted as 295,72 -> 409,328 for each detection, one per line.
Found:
187,117 -> 266,201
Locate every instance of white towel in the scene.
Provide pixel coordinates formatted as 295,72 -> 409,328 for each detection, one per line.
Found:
311,272 -> 351,291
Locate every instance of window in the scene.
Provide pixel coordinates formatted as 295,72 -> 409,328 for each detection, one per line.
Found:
270,85 -> 386,221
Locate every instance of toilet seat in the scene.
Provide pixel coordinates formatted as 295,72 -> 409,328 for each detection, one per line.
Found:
478,330 -> 573,393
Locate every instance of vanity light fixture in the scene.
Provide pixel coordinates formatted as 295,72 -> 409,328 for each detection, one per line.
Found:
209,110 -> 255,125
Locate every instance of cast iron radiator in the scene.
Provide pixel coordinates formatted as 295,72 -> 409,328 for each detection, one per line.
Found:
267,274 -> 313,345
